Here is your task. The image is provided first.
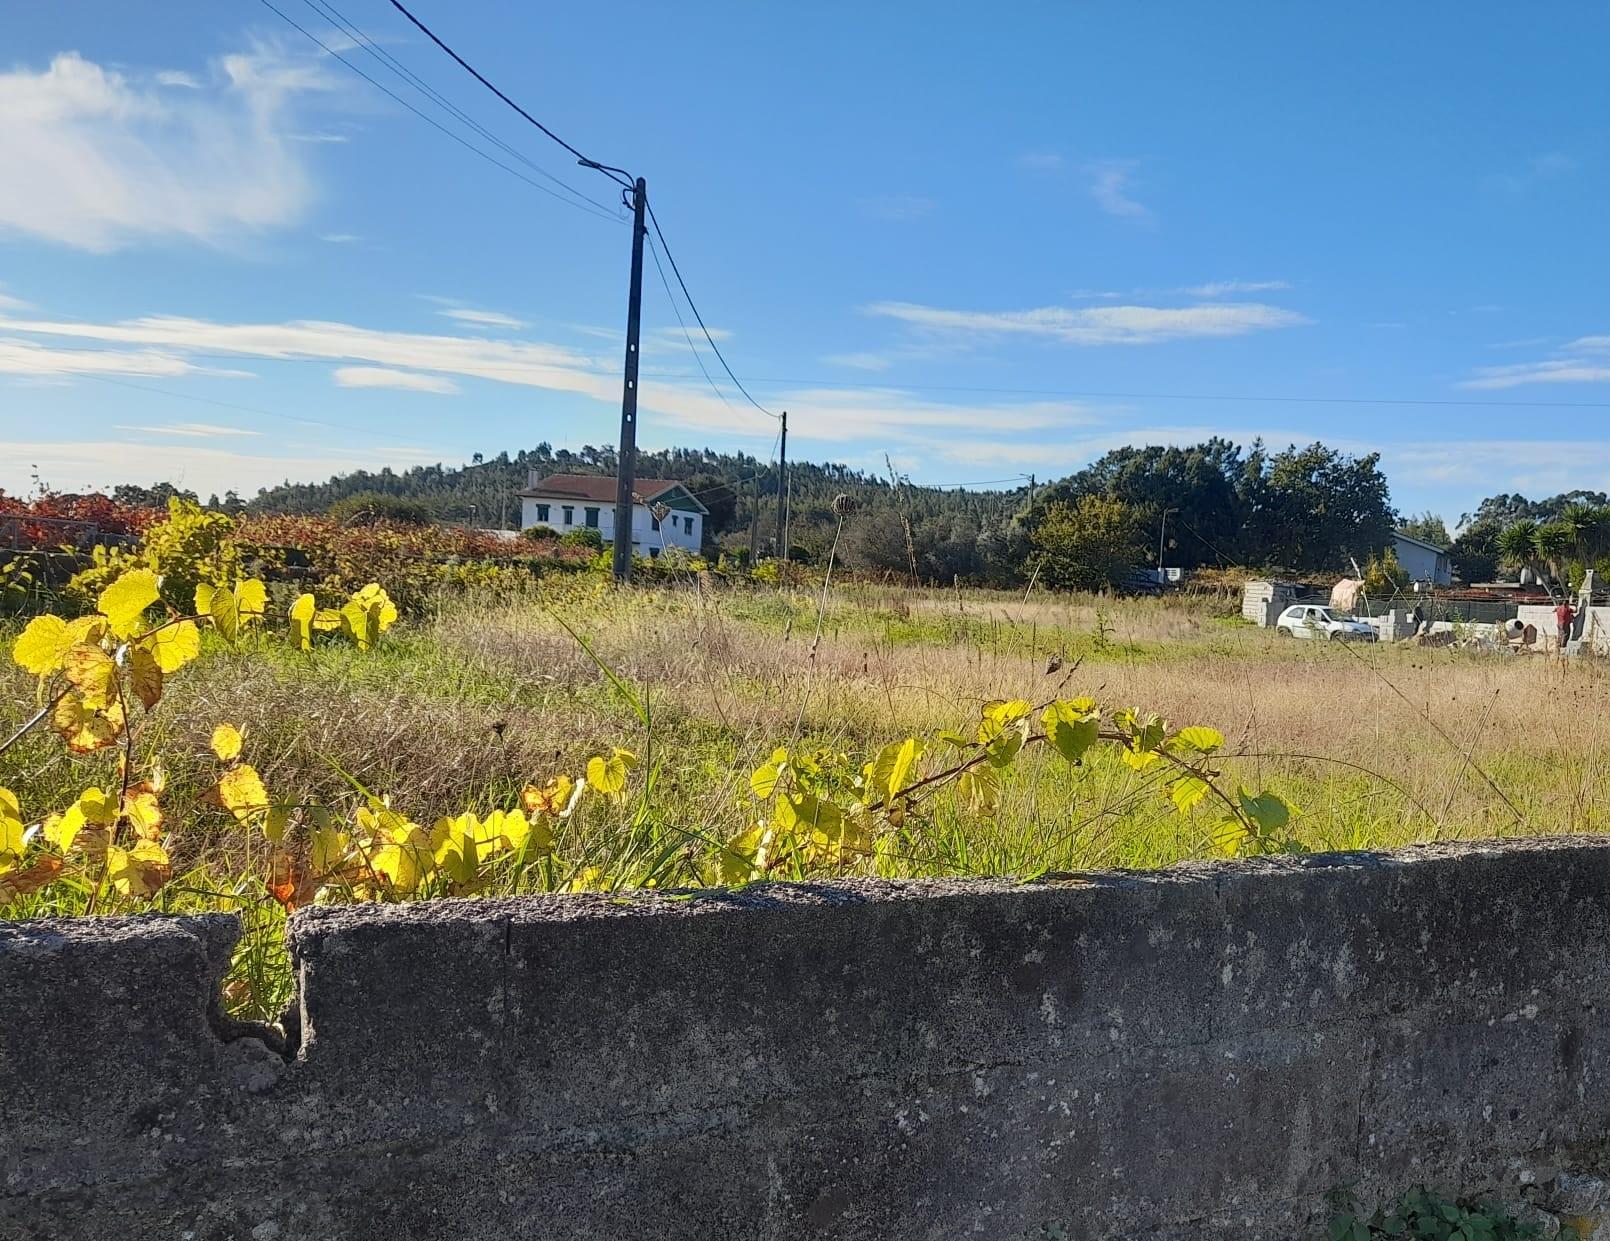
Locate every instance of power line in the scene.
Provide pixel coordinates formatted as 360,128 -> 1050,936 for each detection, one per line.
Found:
384,0 -> 632,189
644,232 -> 742,423
253,0 -> 622,223
644,198 -> 779,421
299,0 -> 620,219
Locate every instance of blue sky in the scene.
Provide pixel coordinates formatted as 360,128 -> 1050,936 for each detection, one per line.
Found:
3,3 -> 1609,521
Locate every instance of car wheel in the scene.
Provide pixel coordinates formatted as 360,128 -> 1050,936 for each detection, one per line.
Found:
1276,626 -> 1293,638
1328,630 -> 1344,642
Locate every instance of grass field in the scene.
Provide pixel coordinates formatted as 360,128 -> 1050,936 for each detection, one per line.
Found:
4,576 -> 1601,883
8,574 -> 1607,1017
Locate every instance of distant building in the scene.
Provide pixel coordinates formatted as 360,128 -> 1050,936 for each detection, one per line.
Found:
1392,530 -> 1452,586
516,472 -> 708,556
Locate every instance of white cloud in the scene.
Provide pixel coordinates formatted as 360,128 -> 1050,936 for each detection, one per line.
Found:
1179,280 -> 1292,297
319,233 -> 360,243
0,309 -> 1090,444
1384,440 -> 1610,495
156,71 -> 202,89
112,422 -> 263,437
439,307 -> 527,330
0,46 -> 335,251
1486,151 -> 1578,194
1460,360 -> 1610,390
0,336 -> 236,378
1084,159 -> 1151,221
822,352 -> 893,372
864,300 -> 1309,346
857,194 -> 936,221
333,365 -> 459,394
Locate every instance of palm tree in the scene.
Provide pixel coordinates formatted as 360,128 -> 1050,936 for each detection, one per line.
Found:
1534,521 -> 1576,589
1497,519 -> 1540,583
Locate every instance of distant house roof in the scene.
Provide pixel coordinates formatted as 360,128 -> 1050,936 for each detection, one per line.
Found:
1392,529 -> 1449,555
516,473 -> 708,513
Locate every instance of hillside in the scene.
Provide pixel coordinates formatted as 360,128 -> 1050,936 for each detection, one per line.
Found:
246,442 -> 1027,561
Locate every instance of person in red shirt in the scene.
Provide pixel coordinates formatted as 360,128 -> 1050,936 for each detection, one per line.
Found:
1556,599 -> 1576,651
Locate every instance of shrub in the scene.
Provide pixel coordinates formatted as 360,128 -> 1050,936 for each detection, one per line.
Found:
561,527 -> 606,552
1030,496 -> 1145,593
65,498 -> 244,613
327,493 -> 436,526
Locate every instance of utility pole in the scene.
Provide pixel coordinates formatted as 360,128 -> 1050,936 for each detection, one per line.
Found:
1027,473 -> 1036,505
773,409 -> 788,561
1157,506 -> 1177,579
612,176 -> 648,582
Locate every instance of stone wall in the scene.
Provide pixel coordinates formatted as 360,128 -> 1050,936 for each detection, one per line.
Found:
6,839 -> 1610,1239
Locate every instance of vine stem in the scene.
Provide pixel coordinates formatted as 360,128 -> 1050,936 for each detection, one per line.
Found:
789,510 -> 846,741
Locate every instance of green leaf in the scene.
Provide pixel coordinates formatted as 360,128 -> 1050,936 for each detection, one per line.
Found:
1238,788 -> 1292,834
1042,699 -> 1099,764
1167,774 -> 1211,815
1172,725 -> 1225,755
750,748 -> 789,800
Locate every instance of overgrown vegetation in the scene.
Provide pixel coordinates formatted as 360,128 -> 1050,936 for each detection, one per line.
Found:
1327,1187 -> 1551,1241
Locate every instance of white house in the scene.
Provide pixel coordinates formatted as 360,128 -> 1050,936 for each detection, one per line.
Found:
1392,530 -> 1452,586
516,472 -> 708,556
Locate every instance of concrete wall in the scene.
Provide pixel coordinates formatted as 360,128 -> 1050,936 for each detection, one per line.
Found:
8,839 -> 1610,1239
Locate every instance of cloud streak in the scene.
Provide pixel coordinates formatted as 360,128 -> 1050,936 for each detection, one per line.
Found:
333,366 -> 459,394
864,300 -> 1309,346
1084,160 -> 1151,221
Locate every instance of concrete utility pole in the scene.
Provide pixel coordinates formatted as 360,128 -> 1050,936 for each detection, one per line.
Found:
1158,507 -> 1178,577
612,176 -> 648,582
773,409 -> 788,561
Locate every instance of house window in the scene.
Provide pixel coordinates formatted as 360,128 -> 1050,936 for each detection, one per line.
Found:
535,503 -> 550,522
648,546 -> 660,558
683,516 -> 694,535
651,514 -> 661,531
584,507 -> 600,528
561,505 -> 574,525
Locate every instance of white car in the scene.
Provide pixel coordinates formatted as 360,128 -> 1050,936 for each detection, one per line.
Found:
1275,604 -> 1378,642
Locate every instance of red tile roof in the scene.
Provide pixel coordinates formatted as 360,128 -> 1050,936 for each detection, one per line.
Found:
516,474 -> 691,506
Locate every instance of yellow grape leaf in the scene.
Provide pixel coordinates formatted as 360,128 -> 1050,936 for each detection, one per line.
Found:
216,763 -> 270,829
50,693 -> 125,754
107,840 -> 172,898
128,646 -> 163,710
371,823 -> 431,893
430,816 -> 479,886
122,783 -> 164,841
749,747 -> 789,800
0,855 -> 66,902
339,583 -> 399,651
12,614 -> 73,677
1211,815 -> 1250,858
97,569 -> 160,640
956,766 -> 1001,817
1167,774 -> 1211,815
586,748 -> 636,796
1042,700 -> 1100,764
47,787 -> 118,852
886,737 -> 922,801
210,723 -> 244,763
289,593 -> 316,651
0,787 -> 24,858
1172,726 -> 1225,755
566,865 -> 605,893
313,608 -> 343,632
309,824 -> 352,876
235,578 -> 267,623
63,643 -> 118,710
208,586 -> 240,645
521,774 -> 576,818
141,620 -> 201,674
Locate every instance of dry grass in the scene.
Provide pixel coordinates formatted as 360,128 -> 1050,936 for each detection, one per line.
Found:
4,578 -> 1606,883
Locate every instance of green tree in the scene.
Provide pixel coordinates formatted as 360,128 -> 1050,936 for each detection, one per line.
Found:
1397,511 -> 1450,547
1030,496 -> 1145,592
1497,519 -> 1541,581
1241,442 -> 1395,571
1448,517 -> 1502,583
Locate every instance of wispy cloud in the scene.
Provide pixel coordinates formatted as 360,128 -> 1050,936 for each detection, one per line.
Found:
0,309 -> 1093,445
822,352 -> 893,372
319,232 -> 360,244
1486,151 -> 1578,194
1460,334 -> 1610,389
439,307 -> 526,330
0,45 -> 336,251
1084,159 -> 1151,221
112,421 -> 263,438
1178,279 -> 1292,297
857,194 -> 936,221
333,365 -> 459,394
0,336 -> 241,379
864,300 -> 1309,346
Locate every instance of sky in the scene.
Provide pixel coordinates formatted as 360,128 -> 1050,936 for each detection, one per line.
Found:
3,3 -> 1609,522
